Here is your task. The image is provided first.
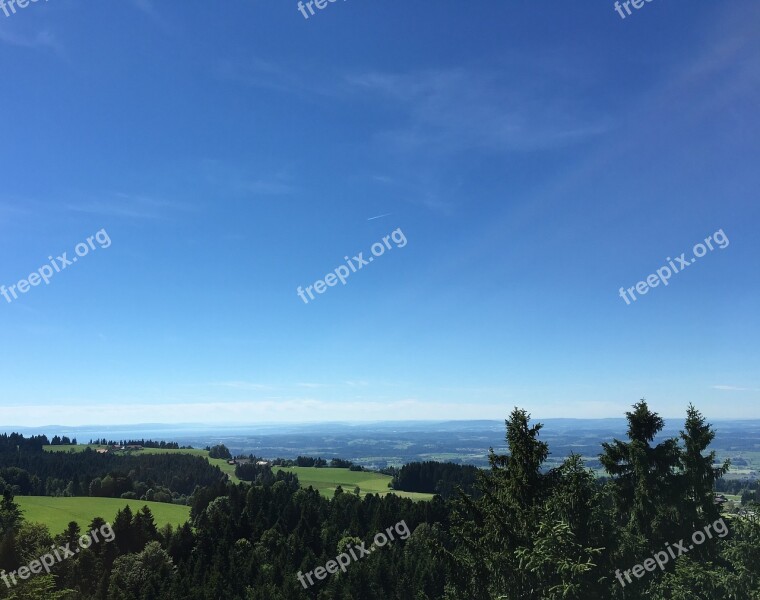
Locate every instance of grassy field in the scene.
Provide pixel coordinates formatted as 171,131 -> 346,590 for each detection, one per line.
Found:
715,450 -> 760,479
275,466 -> 434,501
17,496 -> 190,534
43,445 -> 240,483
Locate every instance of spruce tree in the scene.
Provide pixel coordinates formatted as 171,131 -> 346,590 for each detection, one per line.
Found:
679,404 -> 729,529
600,400 -> 681,551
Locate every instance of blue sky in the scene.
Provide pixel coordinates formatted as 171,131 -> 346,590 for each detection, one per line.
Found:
0,0 -> 758,425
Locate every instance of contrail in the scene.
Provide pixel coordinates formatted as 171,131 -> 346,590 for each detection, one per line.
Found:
367,213 -> 392,221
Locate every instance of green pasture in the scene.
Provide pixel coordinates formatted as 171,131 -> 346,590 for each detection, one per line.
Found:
275,466 -> 434,501
17,496 -> 191,535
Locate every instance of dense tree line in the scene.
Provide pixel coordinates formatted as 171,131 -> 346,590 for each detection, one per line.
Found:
391,461 -> 480,499
0,445 -> 225,503
716,477 -> 759,494
50,436 -> 77,446
294,456 -> 328,468
235,460 -> 274,484
206,444 -> 232,460
0,434 -> 49,452
2,401 -> 760,599
87,440 -> 181,449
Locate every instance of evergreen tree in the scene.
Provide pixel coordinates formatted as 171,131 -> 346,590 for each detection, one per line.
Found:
680,404 -> 730,529
448,408 -> 551,599
600,400 -> 681,550
0,490 -> 22,536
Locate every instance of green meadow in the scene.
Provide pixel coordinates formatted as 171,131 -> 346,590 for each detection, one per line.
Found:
275,466 -> 434,501
17,496 -> 191,535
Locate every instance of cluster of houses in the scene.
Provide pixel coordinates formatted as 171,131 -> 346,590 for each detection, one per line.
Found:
224,458 -> 270,466
95,444 -> 144,454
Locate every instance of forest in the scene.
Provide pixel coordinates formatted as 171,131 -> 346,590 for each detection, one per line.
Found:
390,461 -> 480,500
0,435 -> 224,504
1,401 -> 759,599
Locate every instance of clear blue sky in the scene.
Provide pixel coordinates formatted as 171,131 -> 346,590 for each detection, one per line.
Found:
0,0 -> 758,425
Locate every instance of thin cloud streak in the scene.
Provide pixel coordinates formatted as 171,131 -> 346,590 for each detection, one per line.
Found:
346,68 -> 610,154
66,193 -> 191,220
712,385 -> 760,392
0,28 -> 61,52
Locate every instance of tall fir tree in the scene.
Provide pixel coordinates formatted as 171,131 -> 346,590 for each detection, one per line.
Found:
679,404 -> 730,530
600,400 -> 681,552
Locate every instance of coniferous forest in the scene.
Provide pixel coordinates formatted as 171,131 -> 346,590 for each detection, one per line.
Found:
0,401 -> 758,599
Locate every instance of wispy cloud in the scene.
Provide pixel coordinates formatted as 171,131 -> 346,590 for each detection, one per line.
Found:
346,68 -> 609,155
0,28 -> 61,52
130,0 -> 158,18
341,66 -> 610,215
238,179 -> 296,196
128,0 -> 174,32
365,167 -> 455,214
200,160 -> 297,198
0,199 -> 34,223
607,4 -> 760,144
217,59 -> 608,154
66,193 -> 189,220
676,5 -> 760,110
712,385 -> 760,392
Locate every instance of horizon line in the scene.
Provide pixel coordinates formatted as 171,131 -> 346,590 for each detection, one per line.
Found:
3,416 -> 759,431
